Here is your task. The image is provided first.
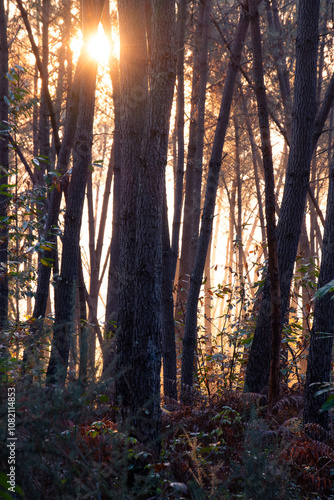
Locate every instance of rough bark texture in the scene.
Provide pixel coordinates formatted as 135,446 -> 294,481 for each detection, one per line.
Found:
303,154 -> 334,429
46,56 -> 97,384
249,0 -> 282,407
0,0 -> 8,330
176,2 -> 203,327
116,0 -> 175,446
245,0 -> 320,394
116,0 -> 148,413
180,2 -> 254,401
46,0 -> 101,384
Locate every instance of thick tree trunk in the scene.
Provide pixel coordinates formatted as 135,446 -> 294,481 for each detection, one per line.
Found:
304,153 -> 334,429
117,0 -> 175,446
245,0 -> 320,394
116,0 -> 148,412
249,0 -> 282,407
180,2 -> 255,402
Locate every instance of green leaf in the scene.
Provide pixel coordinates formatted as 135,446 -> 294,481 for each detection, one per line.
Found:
321,394 -> 334,412
314,279 -> 334,299
40,259 -> 51,267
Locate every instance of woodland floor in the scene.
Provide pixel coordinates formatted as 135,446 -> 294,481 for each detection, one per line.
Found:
1,380 -> 334,499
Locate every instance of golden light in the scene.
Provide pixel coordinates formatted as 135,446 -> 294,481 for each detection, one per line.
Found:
70,23 -> 119,65
87,23 -> 111,65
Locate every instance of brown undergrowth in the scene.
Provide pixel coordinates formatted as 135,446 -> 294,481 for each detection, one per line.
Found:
1,381 -> 334,499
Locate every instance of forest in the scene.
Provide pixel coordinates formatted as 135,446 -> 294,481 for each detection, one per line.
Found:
0,0 -> 334,498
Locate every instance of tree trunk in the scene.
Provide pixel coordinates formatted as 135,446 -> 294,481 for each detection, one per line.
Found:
171,0 -> 187,278
191,0 -> 211,263
245,0 -> 320,394
46,0 -> 102,385
78,252 -> 88,386
304,153 -> 334,429
176,1 -> 204,328
22,55 -> 83,373
116,0 -> 149,413
162,187 -> 178,400
180,1 -> 255,402
249,0 -> 282,408
117,0 -> 176,446
104,55 -> 121,374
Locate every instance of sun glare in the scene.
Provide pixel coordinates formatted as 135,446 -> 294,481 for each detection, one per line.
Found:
87,23 -> 110,65
70,23 -> 119,65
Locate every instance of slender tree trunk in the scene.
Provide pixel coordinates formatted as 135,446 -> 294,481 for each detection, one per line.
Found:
38,0 -> 50,168
204,230 -> 212,356
171,0 -> 187,277
160,0 -> 187,400
22,55 -> 83,372
180,2 -> 255,401
176,1 -> 203,327
104,55 -> 121,374
191,0 -> 211,263
78,252 -> 88,386
46,0 -> 102,385
245,0 -> 320,394
162,188 -> 177,400
234,114 -> 243,283
241,89 -> 267,259
264,0 -> 291,136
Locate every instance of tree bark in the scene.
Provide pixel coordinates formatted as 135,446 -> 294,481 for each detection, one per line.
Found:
171,0 -> 187,278
22,55 -> 84,373
180,1 -> 255,402
304,153 -> 334,429
116,0 -> 149,413
191,0 -> 212,263
46,0 -> 102,385
117,0 -> 176,446
245,0 -> 320,394
249,0 -> 282,408
104,55 -> 121,372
